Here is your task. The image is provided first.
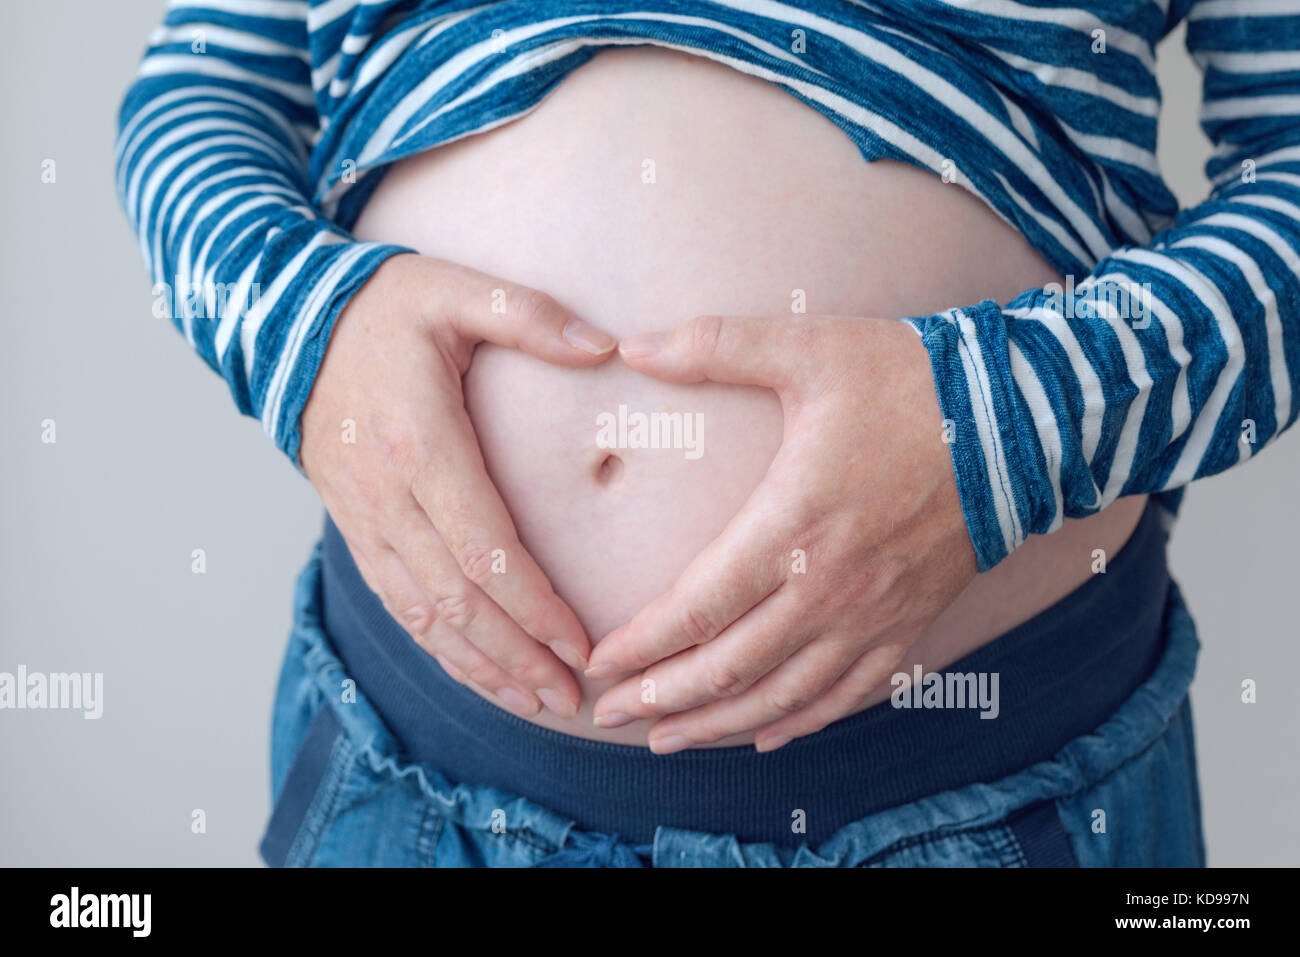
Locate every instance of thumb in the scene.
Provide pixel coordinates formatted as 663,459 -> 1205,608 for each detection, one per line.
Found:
618,314 -> 799,390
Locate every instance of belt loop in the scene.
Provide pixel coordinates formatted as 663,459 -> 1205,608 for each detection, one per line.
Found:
1008,800 -> 1079,867
260,706 -> 347,867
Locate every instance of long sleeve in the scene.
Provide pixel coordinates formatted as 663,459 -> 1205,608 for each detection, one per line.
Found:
114,0 -> 413,465
904,0 -> 1300,571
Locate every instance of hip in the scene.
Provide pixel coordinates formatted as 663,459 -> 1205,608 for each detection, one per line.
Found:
260,500 -> 1205,864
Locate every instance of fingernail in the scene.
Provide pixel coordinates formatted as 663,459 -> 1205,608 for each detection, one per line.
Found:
619,332 -> 664,358
593,711 -> 632,729
536,688 -> 578,718
649,734 -> 692,755
755,734 -> 790,753
551,641 -> 588,671
584,663 -> 619,680
496,687 -> 539,717
562,318 -> 617,355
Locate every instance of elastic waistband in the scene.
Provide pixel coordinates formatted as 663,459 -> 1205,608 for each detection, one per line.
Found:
319,503 -> 1171,848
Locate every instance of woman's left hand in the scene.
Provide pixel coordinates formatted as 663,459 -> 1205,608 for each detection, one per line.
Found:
585,314 -> 980,752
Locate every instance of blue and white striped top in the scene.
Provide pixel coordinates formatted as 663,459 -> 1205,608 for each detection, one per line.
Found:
115,0 -> 1300,570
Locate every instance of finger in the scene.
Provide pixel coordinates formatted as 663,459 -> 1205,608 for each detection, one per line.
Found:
618,314 -> 816,389
384,499 -> 583,716
590,590 -> 808,725
331,514 -> 553,719
371,546 -> 553,717
433,654 -> 467,683
437,263 -> 617,362
430,651 -> 499,700
584,482 -> 792,678
753,642 -> 910,752
433,652 -> 539,718
412,396 -> 592,672
642,640 -> 859,753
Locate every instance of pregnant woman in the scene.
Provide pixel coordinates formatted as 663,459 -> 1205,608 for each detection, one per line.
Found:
116,1 -> 1300,867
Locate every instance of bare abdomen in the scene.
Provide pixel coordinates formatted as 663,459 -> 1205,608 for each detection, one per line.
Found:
350,47 -> 1147,746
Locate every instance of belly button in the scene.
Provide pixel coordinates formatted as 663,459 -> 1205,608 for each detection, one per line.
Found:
594,452 -> 625,486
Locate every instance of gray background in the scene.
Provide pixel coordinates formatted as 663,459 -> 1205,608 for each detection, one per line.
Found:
0,1 -> 1295,867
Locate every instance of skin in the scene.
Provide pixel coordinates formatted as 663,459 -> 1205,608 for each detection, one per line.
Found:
584,315 -> 978,752
300,258 -> 979,751
300,49 -> 1144,752
298,252 -> 622,720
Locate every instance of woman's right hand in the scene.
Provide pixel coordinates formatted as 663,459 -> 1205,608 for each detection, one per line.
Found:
299,253 -> 616,719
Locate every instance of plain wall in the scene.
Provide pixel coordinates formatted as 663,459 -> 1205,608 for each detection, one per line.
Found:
0,1 -> 1296,866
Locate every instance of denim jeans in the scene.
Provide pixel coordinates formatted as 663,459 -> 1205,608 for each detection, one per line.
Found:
260,545 -> 1206,867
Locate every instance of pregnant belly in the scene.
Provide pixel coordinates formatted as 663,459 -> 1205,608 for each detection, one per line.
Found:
350,47 -> 1147,746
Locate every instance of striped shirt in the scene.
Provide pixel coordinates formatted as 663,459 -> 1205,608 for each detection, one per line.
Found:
115,0 -> 1300,570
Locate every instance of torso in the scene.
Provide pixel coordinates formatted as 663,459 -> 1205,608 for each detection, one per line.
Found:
350,47 -> 1147,746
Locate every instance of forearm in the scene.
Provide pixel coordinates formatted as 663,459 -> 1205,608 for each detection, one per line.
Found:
114,0 -> 412,463
905,0 -> 1300,571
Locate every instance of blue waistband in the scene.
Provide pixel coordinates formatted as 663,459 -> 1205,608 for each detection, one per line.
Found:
319,502 -> 1170,848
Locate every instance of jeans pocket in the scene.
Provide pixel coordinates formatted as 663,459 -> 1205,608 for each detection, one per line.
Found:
1055,696 -> 1206,867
